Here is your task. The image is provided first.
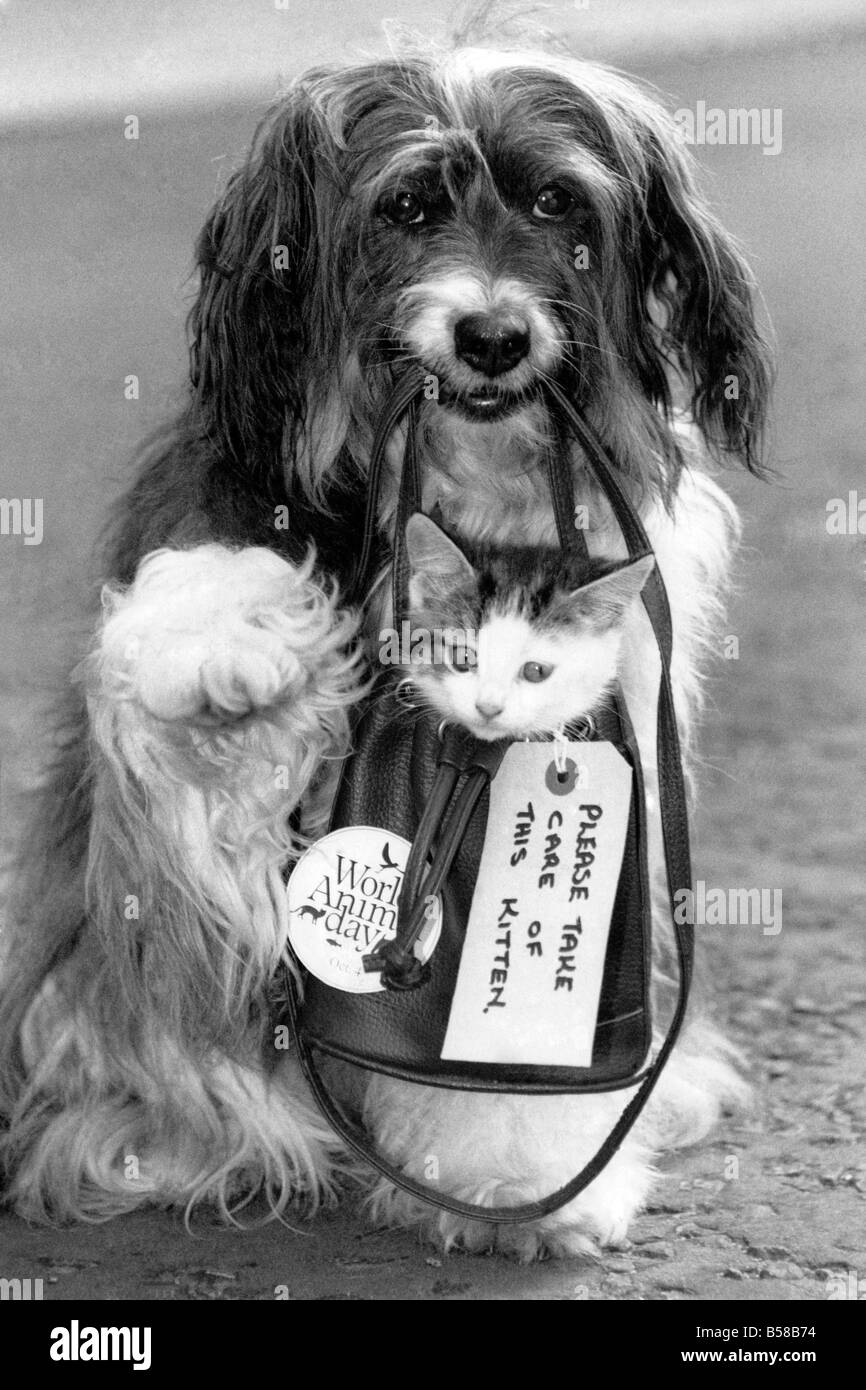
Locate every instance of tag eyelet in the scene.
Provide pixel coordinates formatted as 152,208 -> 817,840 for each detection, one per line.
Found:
546,758 -> 578,795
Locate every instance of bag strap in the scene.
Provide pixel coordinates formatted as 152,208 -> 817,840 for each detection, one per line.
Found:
285,372 -> 694,1224
391,394 -> 424,628
353,364 -> 427,605
547,412 -> 590,560
353,368 -> 588,605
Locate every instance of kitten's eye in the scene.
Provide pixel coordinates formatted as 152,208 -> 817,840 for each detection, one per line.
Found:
447,646 -> 475,673
532,184 -> 574,221
521,661 -> 553,683
380,189 -> 426,226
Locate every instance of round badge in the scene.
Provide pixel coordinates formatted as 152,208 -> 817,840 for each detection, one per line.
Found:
286,828 -> 442,993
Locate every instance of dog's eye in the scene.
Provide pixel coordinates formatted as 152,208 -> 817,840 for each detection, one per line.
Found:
380,190 -> 426,226
521,661 -> 553,683
532,185 -> 574,221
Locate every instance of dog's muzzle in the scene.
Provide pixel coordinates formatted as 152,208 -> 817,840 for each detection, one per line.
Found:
394,277 -> 563,420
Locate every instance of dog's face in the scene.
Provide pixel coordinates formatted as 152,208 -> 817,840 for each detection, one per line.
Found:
339,63 -> 608,425
335,55 -> 673,432
191,49 -> 770,497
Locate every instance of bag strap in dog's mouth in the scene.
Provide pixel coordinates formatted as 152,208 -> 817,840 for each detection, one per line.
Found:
351,366 -> 596,608
282,366 -> 695,1226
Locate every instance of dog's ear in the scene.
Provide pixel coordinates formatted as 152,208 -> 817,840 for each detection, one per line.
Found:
189,88 -> 336,476
634,128 -> 773,472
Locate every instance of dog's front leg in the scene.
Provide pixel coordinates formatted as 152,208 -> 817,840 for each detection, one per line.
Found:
360,1078 -> 658,1260
9,543 -> 364,1221
91,540 -> 365,967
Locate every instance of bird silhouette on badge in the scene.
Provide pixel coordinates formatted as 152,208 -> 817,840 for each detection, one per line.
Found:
380,842 -> 400,871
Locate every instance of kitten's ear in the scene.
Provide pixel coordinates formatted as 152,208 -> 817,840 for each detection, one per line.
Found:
573,555 -> 656,626
405,514 -> 476,595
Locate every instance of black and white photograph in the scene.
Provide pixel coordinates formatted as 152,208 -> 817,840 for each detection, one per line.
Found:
0,0 -> 862,1339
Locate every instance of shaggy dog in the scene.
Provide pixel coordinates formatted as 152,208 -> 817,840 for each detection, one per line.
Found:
0,41 -> 770,1258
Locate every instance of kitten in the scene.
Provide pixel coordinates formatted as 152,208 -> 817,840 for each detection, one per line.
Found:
402,512 -> 654,743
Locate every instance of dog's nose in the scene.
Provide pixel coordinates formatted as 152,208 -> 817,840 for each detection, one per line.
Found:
475,696 -> 505,720
454,313 -> 530,377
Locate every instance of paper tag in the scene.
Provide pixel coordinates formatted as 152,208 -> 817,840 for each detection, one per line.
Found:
440,741 -> 632,1067
287,828 -> 442,993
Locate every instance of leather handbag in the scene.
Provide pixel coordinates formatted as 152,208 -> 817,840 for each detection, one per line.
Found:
281,368 -> 694,1223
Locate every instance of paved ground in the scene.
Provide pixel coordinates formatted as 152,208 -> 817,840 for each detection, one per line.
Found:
1,31 -> 864,1300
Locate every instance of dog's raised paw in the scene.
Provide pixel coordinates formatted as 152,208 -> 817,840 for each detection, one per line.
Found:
134,622 -> 306,722
96,544 -> 348,722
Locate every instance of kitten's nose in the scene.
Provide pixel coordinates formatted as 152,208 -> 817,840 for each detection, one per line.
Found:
454,313 -> 530,377
475,696 -> 505,720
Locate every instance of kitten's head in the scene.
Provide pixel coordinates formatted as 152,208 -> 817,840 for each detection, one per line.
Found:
403,513 -> 654,742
